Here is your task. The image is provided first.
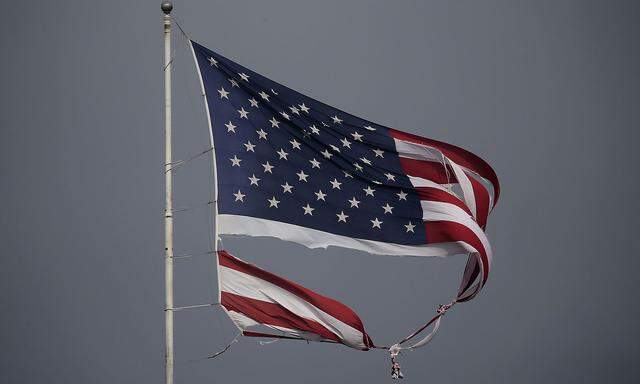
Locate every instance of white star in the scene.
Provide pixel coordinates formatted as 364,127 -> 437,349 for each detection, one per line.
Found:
239,72 -> 250,82
229,155 -> 242,167
309,125 -> 320,135
354,163 -> 363,172
281,182 -> 293,193
363,186 -> 375,196
321,149 -> 333,159
322,122 -> 330,127
340,138 -> 352,149
348,197 -> 361,208
364,125 -> 376,131
315,190 -> 327,201
237,107 -> 249,119
277,148 -> 289,160
269,117 -> 280,128
330,144 -> 341,153
351,132 -> 364,142
290,139 -> 301,150
225,121 -> 237,133
385,172 -> 396,181
382,203 -> 394,214
296,170 -> 309,182
233,189 -> 245,202
280,111 -> 290,120
262,161 -> 274,173
302,203 -> 315,215
360,157 -> 372,165
405,222 -> 416,233
259,91 -> 270,101
289,106 -> 300,115
256,128 -> 268,140
397,190 -> 408,201
248,98 -> 259,108
218,87 -> 230,99
371,217 -> 383,229
373,148 -> 384,158
336,211 -> 349,223
331,115 -> 343,124
343,171 -> 353,178
270,88 -> 278,95
268,196 -> 280,208
248,174 -> 260,186
330,178 -> 342,189
244,141 -> 256,152
309,158 -> 321,169
208,57 -> 218,67
299,103 -> 310,113
228,78 -> 239,88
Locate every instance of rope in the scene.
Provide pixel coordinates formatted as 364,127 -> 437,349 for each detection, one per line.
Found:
171,16 -> 191,41
395,301 -> 455,347
169,250 -> 215,260
178,332 -> 242,365
164,147 -> 214,173
165,303 -> 219,312
163,56 -> 175,72
168,15 -> 224,331
384,300 -> 456,379
166,200 -> 215,214
162,27 -> 178,72
207,332 -> 241,359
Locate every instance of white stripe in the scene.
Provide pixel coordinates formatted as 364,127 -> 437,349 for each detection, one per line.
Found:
394,138 -> 441,161
227,313 -> 330,342
268,326 -> 328,342
407,175 -> 453,190
220,265 -> 367,349
465,169 -> 495,212
420,200 -> 492,265
218,214 -> 470,257
395,137 -> 496,209
226,310 -> 259,328
447,159 -> 477,218
395,138 -> 477,218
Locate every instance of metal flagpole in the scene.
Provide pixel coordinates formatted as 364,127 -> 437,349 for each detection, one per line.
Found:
161,2 -> 174,384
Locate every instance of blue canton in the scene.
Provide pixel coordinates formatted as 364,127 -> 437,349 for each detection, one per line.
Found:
192,41 -> 425,245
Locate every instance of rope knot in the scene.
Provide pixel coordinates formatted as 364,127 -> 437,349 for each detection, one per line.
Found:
437,301 -> 455,315
391,360 -> 404,380
388,344 -> 404,379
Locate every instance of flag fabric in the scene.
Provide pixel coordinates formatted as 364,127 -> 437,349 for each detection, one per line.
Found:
189,40 -> 499,302
217,250 -> 374,351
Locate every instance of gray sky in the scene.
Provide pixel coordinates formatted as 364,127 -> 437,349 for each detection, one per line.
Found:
1,0 -> 639,383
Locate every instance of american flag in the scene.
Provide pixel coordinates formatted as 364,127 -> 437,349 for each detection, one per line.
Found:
190,40 -> 499,302
218,250 -> 374,351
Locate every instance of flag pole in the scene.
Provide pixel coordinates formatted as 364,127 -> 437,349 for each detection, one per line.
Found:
161,2 -> 174,384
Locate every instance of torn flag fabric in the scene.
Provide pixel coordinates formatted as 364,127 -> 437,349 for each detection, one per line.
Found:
217,250 -> 374,351
190,40 -> 498,303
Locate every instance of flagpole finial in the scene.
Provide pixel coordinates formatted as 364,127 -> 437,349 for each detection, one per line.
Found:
161,1 -> 173,14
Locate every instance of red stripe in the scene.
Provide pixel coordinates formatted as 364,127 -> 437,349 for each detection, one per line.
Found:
242,330 -> 362,346
468,173 -> 490,228
458,254 -> 481,300
399,157 -> 455,184
425,221 -> 489,287
390,128 -> 500,206
415,187 -> 473,218
222,291 -> 342,343
218,250 -> 367,334
242,331 -> 308,340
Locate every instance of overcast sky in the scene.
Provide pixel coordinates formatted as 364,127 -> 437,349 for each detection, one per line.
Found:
1,1 -> 639,383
